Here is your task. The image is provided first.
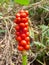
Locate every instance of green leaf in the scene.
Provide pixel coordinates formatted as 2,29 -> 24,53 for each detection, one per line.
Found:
14,0 -> 29,5
0,30 -> 7,33
0,12 -> 2,16
39,25 -> 49,44
29,28 -> 34,37
36,8 -> 44,14
46,18 -> 49,21
34,41 -> 46,48
47,40 -> 49,46
39,25 -> 48,32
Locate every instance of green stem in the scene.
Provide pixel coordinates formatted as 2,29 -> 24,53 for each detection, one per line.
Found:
22,53 -> 27,65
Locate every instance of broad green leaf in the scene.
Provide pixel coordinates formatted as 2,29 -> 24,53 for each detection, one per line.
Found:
14,0 -> 29,5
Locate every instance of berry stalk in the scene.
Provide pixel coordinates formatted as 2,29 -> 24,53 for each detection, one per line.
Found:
22,52 -> 27,65
14,10 -> 30,65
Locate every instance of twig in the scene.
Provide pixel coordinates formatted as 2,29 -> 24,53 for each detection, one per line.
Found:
36,59 -> 44,65
0,16 -> 15,20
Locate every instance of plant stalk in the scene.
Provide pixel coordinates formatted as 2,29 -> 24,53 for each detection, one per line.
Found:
22,51 -> 27,65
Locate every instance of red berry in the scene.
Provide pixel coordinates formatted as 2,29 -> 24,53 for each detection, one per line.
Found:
15,32 -> 20,36
17,45 -> 24,51
25,22 -> 28,27
15,25 -> 20,31
20,12 -> 27,18
16,17 -> 21,23
25,10 -> 29,15
26,32 -> 29,36
19,23 -> 25,28
25,37 -> 30,42
23,27 -> 28,32
16,13 -> 20,18
21,17 -> 28,23
25,45 -> 30,50
20,40 -> 27,46
16,36 -> 21,41
19,10 -> 24,13
27,42 -> 30,44
14,19 -> 17,24
21,34 -> 26,39
14,10 -> 30,51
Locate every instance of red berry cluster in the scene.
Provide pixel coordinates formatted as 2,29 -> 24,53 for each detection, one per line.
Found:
14,10 -> 30,51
